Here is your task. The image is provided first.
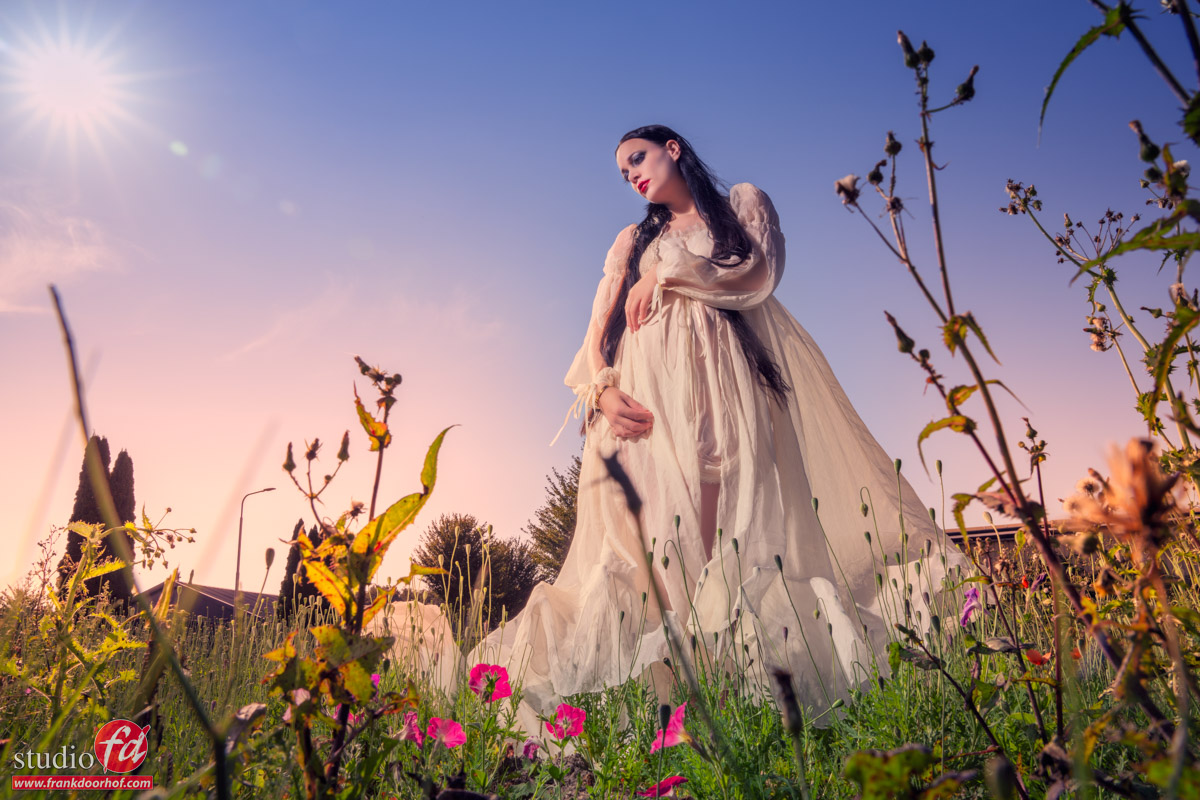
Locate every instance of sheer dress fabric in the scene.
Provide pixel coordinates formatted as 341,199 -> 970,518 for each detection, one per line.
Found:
460,183 -> 966,734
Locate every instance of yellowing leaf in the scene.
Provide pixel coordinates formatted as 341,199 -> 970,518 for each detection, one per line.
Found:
303,560 -> 347,617
361,592 -> 390,626
341,660 -> 375,704
354,385 -> 391,451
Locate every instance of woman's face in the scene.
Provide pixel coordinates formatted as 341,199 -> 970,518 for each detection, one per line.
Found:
615,138 -> 680,203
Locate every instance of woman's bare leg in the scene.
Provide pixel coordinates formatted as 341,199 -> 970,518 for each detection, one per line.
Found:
700,481 -> 719,560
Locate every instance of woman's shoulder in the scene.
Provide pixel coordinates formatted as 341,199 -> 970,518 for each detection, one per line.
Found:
603,222 -> 639,275
728,182 -> 779,227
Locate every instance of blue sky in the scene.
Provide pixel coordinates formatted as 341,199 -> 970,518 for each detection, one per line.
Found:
2,0 -> 1193,594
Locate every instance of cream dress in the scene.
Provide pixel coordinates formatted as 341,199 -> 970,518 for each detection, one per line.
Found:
462,183 -> 965,730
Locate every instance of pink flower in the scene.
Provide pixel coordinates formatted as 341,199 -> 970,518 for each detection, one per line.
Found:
637,776 -> 688,797
468,663 -> 512,702
371,673 -> 382,689
426,717 -> 466,749
650,702 -> 691,753
283,688 -> 311,723
400,711 -> 423,749
521,738 -> 540,759
544,703 -> 586,739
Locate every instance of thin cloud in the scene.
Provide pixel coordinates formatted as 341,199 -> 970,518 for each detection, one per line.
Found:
0,184 -> 117,313
222,276 -> 355,360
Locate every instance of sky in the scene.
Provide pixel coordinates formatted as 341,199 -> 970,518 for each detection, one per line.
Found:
1,0 -> 1194,598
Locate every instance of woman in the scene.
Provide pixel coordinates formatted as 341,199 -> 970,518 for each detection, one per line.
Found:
482,125 -> 964,728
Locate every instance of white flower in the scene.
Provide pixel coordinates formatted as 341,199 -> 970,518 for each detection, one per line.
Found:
835,174 -> 861,205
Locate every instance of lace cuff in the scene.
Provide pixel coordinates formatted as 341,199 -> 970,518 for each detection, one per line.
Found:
548,367 -> 621,447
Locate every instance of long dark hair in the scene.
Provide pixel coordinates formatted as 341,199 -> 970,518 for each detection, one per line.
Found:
592,125 -> 791,429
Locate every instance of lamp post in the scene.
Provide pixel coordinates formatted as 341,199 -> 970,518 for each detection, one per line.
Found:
236,487 -> 276,593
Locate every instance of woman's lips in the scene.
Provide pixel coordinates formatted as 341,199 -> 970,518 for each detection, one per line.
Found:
639,180 -> 649,194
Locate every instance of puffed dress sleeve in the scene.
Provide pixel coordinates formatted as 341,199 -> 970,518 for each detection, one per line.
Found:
653,182 -> 785,311
549,222 -> 637,447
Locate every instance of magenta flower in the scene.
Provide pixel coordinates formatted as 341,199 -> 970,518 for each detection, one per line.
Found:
521,738 -> 540,759
282,688 -> 311,723
650,702 -> 691,753
544,703 -> 586,739
960,586 -> 983,627
637,776 -> 688,797
400,711 -> 424,749
468,663 -> 512,702
427,717 -> 467,749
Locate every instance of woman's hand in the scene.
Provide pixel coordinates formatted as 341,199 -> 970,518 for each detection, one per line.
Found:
598,387 -> 654,439
625,265 -> 658,332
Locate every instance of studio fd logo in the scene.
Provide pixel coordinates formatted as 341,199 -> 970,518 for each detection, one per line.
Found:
93,720 -> 149,773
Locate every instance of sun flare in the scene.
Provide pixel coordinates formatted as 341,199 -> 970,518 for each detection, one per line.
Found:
1,19 -> 140,167
19,43 -> 119,124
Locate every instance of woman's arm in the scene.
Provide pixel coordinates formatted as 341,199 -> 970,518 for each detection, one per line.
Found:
549,223 -> 636,446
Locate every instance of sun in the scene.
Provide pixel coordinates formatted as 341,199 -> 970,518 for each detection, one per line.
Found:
1,15 -> 141,169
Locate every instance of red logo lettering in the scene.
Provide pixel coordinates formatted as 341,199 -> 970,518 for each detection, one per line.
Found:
93,720 -> 149,773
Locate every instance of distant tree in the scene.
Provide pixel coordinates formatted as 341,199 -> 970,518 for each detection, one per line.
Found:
57,435 -> 136,610
523,452 -> 581,582
412,513 -> 539,636
276,519 -> 331,619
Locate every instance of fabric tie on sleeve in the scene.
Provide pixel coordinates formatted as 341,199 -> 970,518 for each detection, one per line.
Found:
549,382 -> 600,448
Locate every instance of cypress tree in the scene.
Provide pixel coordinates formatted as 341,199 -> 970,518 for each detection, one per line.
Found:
57,435 -> 111,595
57,437 -> 139,610
90,449 -> 136,609
277,519 -> 304,619
277,520 -> 331,619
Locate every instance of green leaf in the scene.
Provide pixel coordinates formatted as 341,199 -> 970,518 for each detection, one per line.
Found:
951,493 -> 974,536
80,559 -> 127,582
1040,8 -> 1125,138
917,415 -> 976,473
352,426 -> 456,569
1150,303 -> 1200,407
1184,92 -> 1200,147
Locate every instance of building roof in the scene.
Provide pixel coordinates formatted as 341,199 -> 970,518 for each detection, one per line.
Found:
135,581 -> 278,619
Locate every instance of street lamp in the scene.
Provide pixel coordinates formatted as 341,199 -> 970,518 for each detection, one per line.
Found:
236,487 -> 276,593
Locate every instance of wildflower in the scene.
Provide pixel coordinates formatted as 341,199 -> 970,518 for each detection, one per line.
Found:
835,174 -> 861,205
468,663 -> 512,702
426,717 -> 466,749
1075,472 -> 1102,496
1061,439 -> 1182,561
650,702 -> 692,753
521,738 -> 540,759
1021,576 -> 1029,590
1170,283 -> 1188,305
544,703 -> 586,739
960,586 -> 983,627
400,711 -> 424,749
637,776 -> 688,797
1071,646 -> 1082,660
1025,648 -> 1049,666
